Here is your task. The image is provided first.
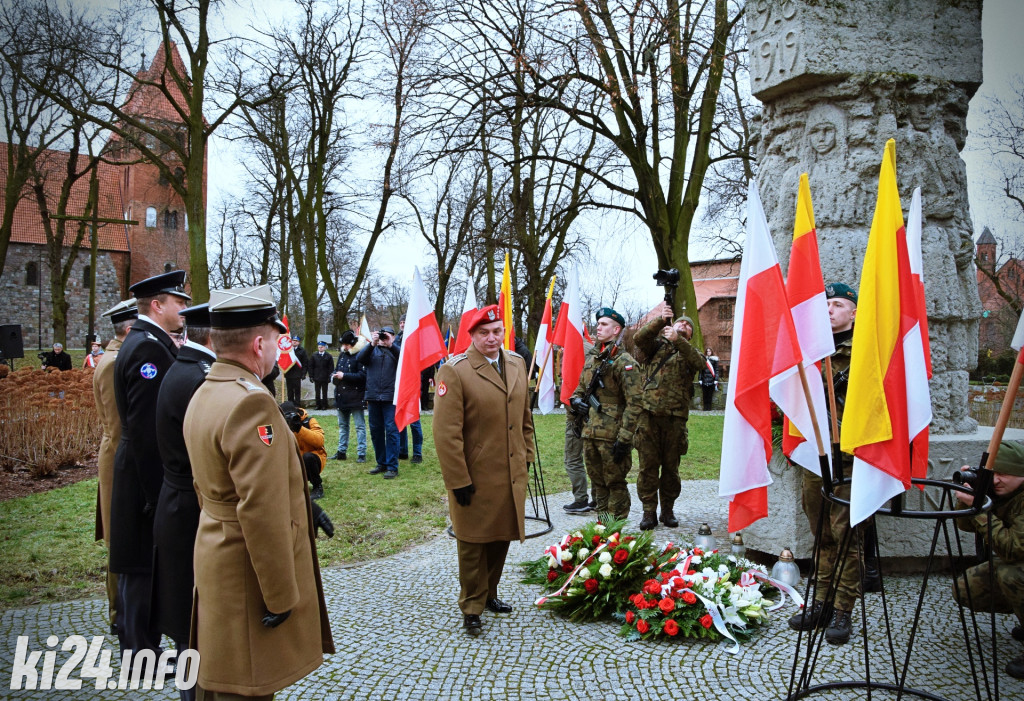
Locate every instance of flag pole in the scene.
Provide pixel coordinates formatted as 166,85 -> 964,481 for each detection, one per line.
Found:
533,342 -> 557,396
823,356 -> 843,485
796,363 -> 832,491
981,347 -> 1024,469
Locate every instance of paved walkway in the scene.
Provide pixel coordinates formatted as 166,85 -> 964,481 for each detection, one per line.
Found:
2,481 -> 1021,700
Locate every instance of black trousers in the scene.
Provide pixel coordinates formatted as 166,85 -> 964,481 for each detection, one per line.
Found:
116,572 -> 162,655
286,377 -> 302,404
314,382 -> 329,409
303,452 -> 322,488
701,385 -> 715,411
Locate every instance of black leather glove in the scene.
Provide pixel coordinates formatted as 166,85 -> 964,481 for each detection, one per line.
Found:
611,440 -> 631,463
569,397 -> 590,417
314,507 -> 335,538
453,484 -> 475,506
261,609 -> 291,628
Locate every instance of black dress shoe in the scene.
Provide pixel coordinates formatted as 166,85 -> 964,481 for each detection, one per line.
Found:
367,466 -> 387,475
463,614 -> 482,633
486,598 -> 513,613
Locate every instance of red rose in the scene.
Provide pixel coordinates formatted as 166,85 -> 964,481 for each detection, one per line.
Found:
643,579 -> 662,595
637,619 -> 650,634
613,548 -> 630,565
630,593 -> 644,608
584,578 -> 599,594
663,619 -> 679,636
562,563 -> 573,572
700,613 -> 713,629
671,577 -> 685,589
693,548 -> 704,556
682,590 -> 697,605
547,570 -> 559,582
686,569 -> 696,576
592,535 -> 602,546
658,597 -> 675,614
625,610 -> 635,624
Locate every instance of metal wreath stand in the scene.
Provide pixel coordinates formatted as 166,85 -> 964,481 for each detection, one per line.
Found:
447,412 -> 553,540
787,466 -> 1001,701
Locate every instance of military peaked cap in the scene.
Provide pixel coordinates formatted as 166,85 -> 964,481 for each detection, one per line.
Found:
129,270 -> 191,301
180,303 -> 211,327
101,298 -> 138,324
208,285 -> 287,333
825,282 -> 858,305
596,307 -> 625,328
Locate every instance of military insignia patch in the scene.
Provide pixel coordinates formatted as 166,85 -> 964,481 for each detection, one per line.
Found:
257,425 -> 274,446
436,381 -> 447,397
624,365 -> 634,370
140,363 -> 158,379
486,309 -> 496,321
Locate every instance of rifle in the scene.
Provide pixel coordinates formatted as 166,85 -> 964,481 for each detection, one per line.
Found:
569,327 -> 625,438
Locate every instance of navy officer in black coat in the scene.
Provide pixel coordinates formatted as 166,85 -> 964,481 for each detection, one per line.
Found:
110,270 -> 189,655
152,303 -> 213,695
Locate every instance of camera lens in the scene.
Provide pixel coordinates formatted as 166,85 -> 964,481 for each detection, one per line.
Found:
952,469 -> 977,486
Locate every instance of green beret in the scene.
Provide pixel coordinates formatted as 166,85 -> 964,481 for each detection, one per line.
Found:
993,441 -> 1024,477
825,282 -> 858,305
596,307 -> 625,328
674,315 -> 694,327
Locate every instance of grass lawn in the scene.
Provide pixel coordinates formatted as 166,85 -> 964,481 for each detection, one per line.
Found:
0,412 -> 723,609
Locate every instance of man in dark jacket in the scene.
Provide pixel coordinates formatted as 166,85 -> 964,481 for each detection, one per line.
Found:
42,342 -> 73,370
309,341 -> 334,410
357,325 -> 401,478
111,270 -> 189,656
285,335 -> 308,404
700,347 -> 719,411
395,316 -> 422,462
332,331 -> 367,462
152,303 -> 213,699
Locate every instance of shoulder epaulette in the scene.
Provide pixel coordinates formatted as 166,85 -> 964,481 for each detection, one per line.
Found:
146,332 -> 159,341
448,353 -> 467,365
507,350 -> 523,360
236,377 -> 264,392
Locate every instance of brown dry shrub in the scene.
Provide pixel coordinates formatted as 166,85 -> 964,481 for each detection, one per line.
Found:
0,367 -> 101,478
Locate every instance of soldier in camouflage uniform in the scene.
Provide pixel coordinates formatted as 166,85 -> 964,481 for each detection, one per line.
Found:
632,306 -> 704,530
954,440 -> 1024,680
788,282 -> 864,646
569,308 -> 641,520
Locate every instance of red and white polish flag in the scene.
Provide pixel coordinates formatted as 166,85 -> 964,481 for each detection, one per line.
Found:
394,267 -> 447,430
451,283 -> 477,356
552,266 -> 585,406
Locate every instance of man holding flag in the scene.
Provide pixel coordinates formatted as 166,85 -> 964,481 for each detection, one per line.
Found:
787,282 -> 865,645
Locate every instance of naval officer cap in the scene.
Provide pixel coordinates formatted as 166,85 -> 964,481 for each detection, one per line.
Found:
129,270 -> 191,301
180,303 -> 211,328
208,285 -> 287,333
101,298 -> 138,324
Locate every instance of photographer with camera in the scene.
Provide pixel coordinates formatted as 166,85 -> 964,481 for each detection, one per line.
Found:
357,325 -> 402,478
279,400 -> 329,501
953,440 -> 1024,680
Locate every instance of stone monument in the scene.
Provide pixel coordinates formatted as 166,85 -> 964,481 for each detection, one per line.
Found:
743,0 -> 1022,561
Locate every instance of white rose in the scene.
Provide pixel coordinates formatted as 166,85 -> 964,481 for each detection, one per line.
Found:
578,567 -> 591,580
578,548 -> 590,560
594,524 -> 606,534
598,551 -> 612,564
547,556 -> 558,568
572,531 -> 584,539
691,556 -> 702,565
560,549 -> 573,562
599,563 -> 613,578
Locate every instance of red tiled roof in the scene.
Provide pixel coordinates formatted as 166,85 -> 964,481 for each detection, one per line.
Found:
0,143 -> 130,251
118,42 -> 193,125
633,277 -> 740,328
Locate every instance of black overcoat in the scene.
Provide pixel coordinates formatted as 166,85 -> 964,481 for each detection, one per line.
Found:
332,350 -> 366,410
308,350 -> 334,383
110,316 -> 177,573
152,342 -> 213,642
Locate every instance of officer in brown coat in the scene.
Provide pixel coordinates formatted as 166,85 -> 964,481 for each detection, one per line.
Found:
434,304 -> 535,634
92,298 -> 137,635
184,285 -> 333,699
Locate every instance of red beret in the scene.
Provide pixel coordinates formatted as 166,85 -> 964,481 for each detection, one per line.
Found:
467,304 -> 502,333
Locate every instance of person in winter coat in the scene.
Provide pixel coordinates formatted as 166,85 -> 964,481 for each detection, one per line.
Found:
699,347 -> 719,411
332,330 -> 367,462
357,326 -> 401,478
280,401 -> 328,500
284,336 -> 309,404
308,341 -> 334,410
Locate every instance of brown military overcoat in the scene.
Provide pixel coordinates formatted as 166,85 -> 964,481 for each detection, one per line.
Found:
92,337 -> 122,543
434,344 -> 535,543
184,359 -> 333,697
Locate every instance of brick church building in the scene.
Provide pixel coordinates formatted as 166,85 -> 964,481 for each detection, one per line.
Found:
0,42 -> 201,350
975,226 -> 1024,354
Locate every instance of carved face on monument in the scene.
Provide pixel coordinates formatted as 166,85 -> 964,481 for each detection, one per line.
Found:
803,104 -> 847,163
808,122 -> 836,155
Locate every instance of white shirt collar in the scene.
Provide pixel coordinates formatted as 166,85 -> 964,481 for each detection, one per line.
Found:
184,339 -> 216,359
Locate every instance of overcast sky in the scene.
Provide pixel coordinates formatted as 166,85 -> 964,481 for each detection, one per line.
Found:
197,0 -> 1024,313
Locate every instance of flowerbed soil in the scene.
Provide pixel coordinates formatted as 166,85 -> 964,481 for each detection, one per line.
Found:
0,457 -> 98,501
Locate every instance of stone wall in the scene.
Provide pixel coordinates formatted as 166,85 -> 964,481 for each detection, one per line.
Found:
1,244 -> 125,350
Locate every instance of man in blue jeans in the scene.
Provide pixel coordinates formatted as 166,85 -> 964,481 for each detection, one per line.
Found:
332,331 -> 367,462
357,325 -> 401,478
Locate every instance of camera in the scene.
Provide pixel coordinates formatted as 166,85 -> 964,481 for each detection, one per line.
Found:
653,268 -> 680,287
283,411 -> 303,433
37,352 -> 47,361
378,330 -> 390,339
952,466 -> 978,487
951,464 -> 994,500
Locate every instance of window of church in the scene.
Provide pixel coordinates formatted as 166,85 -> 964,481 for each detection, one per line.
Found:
718,300 -> 734,321
25,261 -> 38,286
146,207 -> 157,227
164,210 -> 178,230
83,264 -> 91,289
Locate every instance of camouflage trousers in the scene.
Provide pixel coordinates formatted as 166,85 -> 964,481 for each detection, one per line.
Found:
636,413 -> 686,512
583,439 -> 632,520
802,470 -> 863,611
953,559 -> 1024,625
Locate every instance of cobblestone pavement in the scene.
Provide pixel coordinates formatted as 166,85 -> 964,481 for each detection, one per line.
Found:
2,481 -> 1021,700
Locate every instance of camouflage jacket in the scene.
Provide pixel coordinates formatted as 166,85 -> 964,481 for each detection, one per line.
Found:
958,484 -> 1024,564
572,344 -> 642,443
825,328 -> 854,428
632,316 -> 704,418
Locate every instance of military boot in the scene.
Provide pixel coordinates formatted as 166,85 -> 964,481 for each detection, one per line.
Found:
1007,651 -> 1024,680
659,503 -> 679,528
825,608 -> 853,645
787,599 -> 831,632
638,511 -> 658,531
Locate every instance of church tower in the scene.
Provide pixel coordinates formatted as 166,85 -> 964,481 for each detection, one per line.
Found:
976,226 -> 997,274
